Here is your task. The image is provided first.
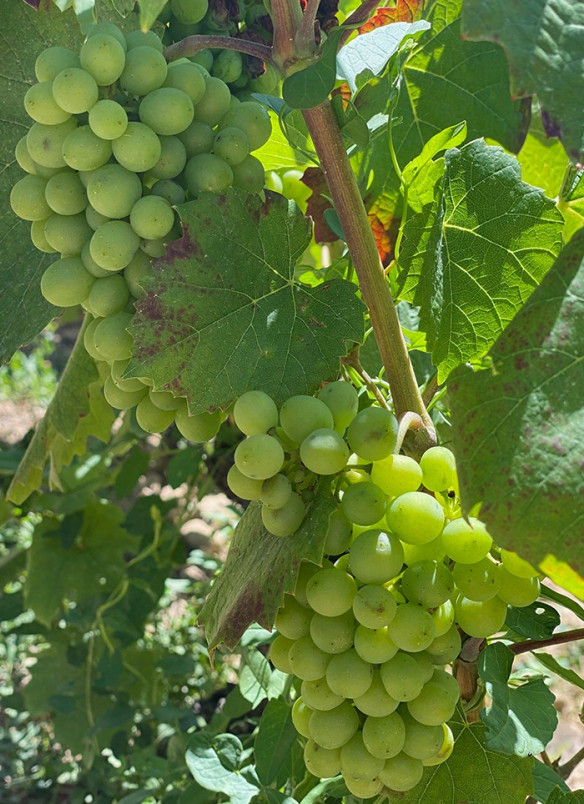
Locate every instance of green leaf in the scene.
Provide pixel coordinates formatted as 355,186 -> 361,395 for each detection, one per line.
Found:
548,791 -> 584,804
505,602 -> 561,640
399,139 -> 563,381
517,114 -> 569,200
0,0 -> 82,365
238,647 -> 271,707
532,759 -> 570,803
558,165 -> 584,242
541,585 -> 584,624
7,321 -> 114,504
185,732 -> 259,803
199,484 -> 335,649
478,643 -> 557,757
399,715 -> 534,803
462,0 -> 584,162
254,110 -> 311,172
448,229 -> 584,576
282,27 -> 345,110
254,699 -> 298,787
533,652 -> 584,694
138,0 -> 168,29
129,189 -> 364,414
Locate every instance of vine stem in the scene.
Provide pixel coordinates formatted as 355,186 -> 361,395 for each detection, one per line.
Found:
510,627 -> 584,655
164,35 -> 275,65
302,100 -> 435,453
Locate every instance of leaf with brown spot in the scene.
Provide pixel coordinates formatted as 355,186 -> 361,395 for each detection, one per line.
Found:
359,0 -> 427,33
301,167 -> 338,243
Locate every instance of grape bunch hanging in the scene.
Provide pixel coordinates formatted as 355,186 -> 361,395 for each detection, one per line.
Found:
227,382 -> 541,796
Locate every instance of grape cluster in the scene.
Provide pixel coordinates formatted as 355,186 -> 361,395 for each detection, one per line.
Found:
226,382 -> 541,795
11,22 -> 272,438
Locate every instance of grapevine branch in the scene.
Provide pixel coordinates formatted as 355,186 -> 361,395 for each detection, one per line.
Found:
510,627 -> 584,655
164,35 -> 275,65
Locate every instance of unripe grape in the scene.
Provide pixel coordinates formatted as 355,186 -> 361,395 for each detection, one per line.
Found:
93,311 -> 134,361
260,473 -> 292,509
303,739 -> 341,778
10,175 -> 51,221
441,517 -> 492,564
184,153 -> 233,195
35,46 -> 80,82
83,317 -> 104,361
120,46 -> 168,95
401,560 -> 454,608
86,274 -> 130,317
130,196 -> 175,240
104,375 -> 147,409
300,428 -> 350,475
62,125 -> 113,171
112,122 -> 162,173
234,433 -> 284,479
294,561 -> 320,607
52,67 -> 98,114
150,136 -> 188,180
179,120 -> 214,156
218,101 -> 272,151
453,557 -> 502,602
341,482 -> 387,526
353,584 -> 397,629
427,624 -> 462,664
82,241 -> 111,278
88,99 -> 128,140
420,446 -> 457,492
196,76 -> 232,126
45,171 -> 87,216
26,118 -> 77,168
175,406 -> 221,442
261,493 -> 305,537
87,22 -> 127,49
346,406 -> 398,461
171,0 -> 209,24
341,731 -> 385,780
326,649 -> 373,699
310,610 -> 355,654
15,136 -> 37,174
112,360 -> 148,393
44,212 -> 92,254
349,528 -> 404,584
149,389 -> 182,411
213,126 -> 249,166
305,568 -> 357,616
90,221 -> 140,272
80,34 -> 126,85
136,395 -> 175,433
362,712 -> 406,759
323,508 -> 352,555
402,534 -> 447,565
343,776 -> 383,798
496,566 -> 540,607
354,625 -> 398,664
227,464 -> 262,500
139,88 -> 195,136
317,380 -> 359,433
353,670 -> 399,717
379,753 -> 423,791
423,723 -> 454,766
301,676 -> 344,711
124,250 -> 154,298
455,594 -> 507,638
386,491 -> 445,546
371,454 -> 423,498
40,257 -> 94,306
388,603 -> 435,653
87,164 -> 143,219
380,652 -> 426,702
24,81 -> 71,125
276,595 -> 312,639
406,669 -> 460,726
150,179 -> 185,206
164,62 -> 206,105
400,708 -> 444,760
233,390 -> 278,435
288,635 -> 330,681
431,598 -> 455,637
291,697 -> 312,738
126,30 -> 163,51
231,155 -> 265,193
30,219 -> 56,253
212,49 -> 243,84
269,634 -> 294,673
308,702 -> 360,750
280,395 -> 334,445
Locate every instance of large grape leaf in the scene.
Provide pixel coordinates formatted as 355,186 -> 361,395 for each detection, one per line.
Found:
198,485 -> 335,650
7,321 -> 114,505
478,643 -> 558,757
448,228 -> 584,579
400,714 -> 534,803
128,189 -> 364,413
0,0 -> 82,365
398,139 -> 563,381
462,0 -> 584,163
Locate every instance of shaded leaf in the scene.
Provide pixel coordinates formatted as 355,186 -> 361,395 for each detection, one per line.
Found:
448,229 -> 584,575
506,602 -> 561,640
282,27 -> 345,110
238,647 -> 271,707
533,652 -> 584,694
548,791 -> 584,804
532,759 -> 570,804
301,167 -> 337,243
254,699 -> 297,786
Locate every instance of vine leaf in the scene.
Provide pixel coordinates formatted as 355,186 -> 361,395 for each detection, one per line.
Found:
400,714 -> 534,803
282,27 -> 346,110
505,602 -> 560,640
254,699 -> 297,787
185,732 -> 260,803
359,0 -> 427,31
7,321 -> 114,505
533,653 -> 584,694
398,139 -> 563,381
128,189 -> 364,413
199,485 -> 335,650
478,643 -> 558,757
448,228 -> 584,578
548,790 -> 584,804
532,759 -> 570,803
462,0 -> 584,162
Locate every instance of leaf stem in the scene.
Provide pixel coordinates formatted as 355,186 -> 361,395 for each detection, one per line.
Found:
302,100 -> 435,453
343,349 -> 389,409
559,744 -> 584,780
164,35 -> 274,65
394,411 -> 425,453
510,627 -> 584,656
295,0 -> 320,56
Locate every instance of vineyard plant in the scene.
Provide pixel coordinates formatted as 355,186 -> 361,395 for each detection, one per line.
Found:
2,0 -> 584,801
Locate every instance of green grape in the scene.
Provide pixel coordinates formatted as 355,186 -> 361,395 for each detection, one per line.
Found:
139,88 -> 194,136
341,731 -> 385,781
104,375 -> 147,409
82,240 -> 111,278
352,584 -> 397,629
111,359 -> 148,392
15,136 -> 37,174
426,624 -> 462,664
346,406 -> 398,462
93,311 -> 134,361
316,381 -> 358,433
62,125 -> 112,171
26,118 -> 77,168
291,697 -> 312,738
233,390 -> 278,435
423,723 -> 454,766
44,213 -> 93,254
150,136 -> 187,180
10,175 -> 51,221
303,739 -> 341,778
124,249 -> 154,297
40,257 -> 94,306
402,534 -> 447,565
90,221 -> 140,271
85,205 -> 110,231
126,30 -> 162,51
344,776 -> 383,798
213,126 -> 249,166
380,652 -> 426,702
400,708 -> 444,760
326,649 -> 372,699
379,753 -> 423,792
148,388 -> 182,410
453,557 -> 501,602
120,46 -> 168,95
265,170 -> 283,192
231,154 -> 265,193
44,171 -> 86,216
175,406 -> 221,441
184,153 -> 233,195
341,482 -> 387,526
275,595 -> 312,639
178,120 -> 214,156
140,237 -> 167,258
30,219 -> 56,253
249,63 -> 279,94
301,676 -> 344,711
218,101 -> 272,151
164,62 -> 206,105
371,454 -> 423,498
83,317 -> 104,360
386,491 -> 445,546
294,562 -> 320,608
387,603 -> 435,653
441,517 -> 493,564
190,50 -> 213,73
300,428 -> 350,475
52,67 -> 98,114
268,634 -> 294,673
87,22 -> 127,50
35,46 -> 80,82
288,635 -> 330,681
211,49 -> 243,84
500,549 -> 539,578
280,395 -> 334,445
431,598 -> 455,637
362,712 -> 405,759
150,179 -> 185,206
261,493 -> 305,537
308,702 -> 360,750
420,446 -> 457,492
354,625 -> 398,664
409,651 -> 434,684
305,567 -> 357,617
195,76 -> 231,126
88,99 -> 128,140
171,0 -> 209,23
349,528 -> 404,584
136,395 -> 175,433
454,595 -> 507,638
406,668 -> 460,726
87,164 -> 143,219
260,473 -> 291,508
353,670 -> 399,717
234,433 -> 284,479
112,122 -> 162,173
496,566 -> 540,607
24,82 -> 71,125
129,196 -> 174,240
80,34 -> 126,86
323,508 -> 352,555
401,561 -> 454,608
310,611 -> 355,654
86,274 -> 130,317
